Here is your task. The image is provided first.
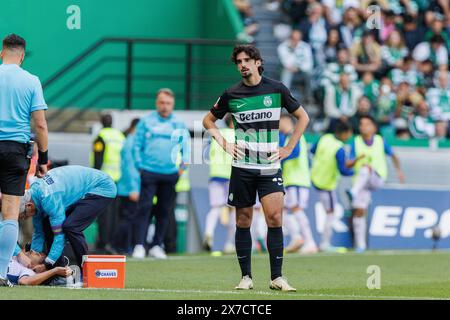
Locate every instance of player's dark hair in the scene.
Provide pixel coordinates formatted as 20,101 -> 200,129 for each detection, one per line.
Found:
231,44 -> 264,75
2,34 -> 26,51
334,120 -> 352,135
101,114 -> 113,128
359,115 -> 378,128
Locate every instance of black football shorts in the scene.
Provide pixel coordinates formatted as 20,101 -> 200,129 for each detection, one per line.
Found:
227,166 -> 285,208
0,141 -> 30,196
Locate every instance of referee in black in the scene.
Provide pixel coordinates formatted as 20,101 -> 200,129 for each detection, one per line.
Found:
0,34 -> 49,286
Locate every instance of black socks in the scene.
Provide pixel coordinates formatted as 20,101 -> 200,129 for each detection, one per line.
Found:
267,226 -> 283,280
236,226 -> 284,281
235,227 -> 252,278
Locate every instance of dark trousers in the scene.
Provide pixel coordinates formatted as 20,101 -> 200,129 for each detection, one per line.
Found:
43,194 -> 113,268
112,196 -> 139,253
136,171 -> 178,248
96,192 -> 120,250
164,206 -> 177,253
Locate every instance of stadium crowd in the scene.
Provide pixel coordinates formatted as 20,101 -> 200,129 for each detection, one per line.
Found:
263,0 -> 450,140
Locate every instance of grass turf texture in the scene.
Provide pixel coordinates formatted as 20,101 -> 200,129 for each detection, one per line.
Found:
0,250 -> 449,300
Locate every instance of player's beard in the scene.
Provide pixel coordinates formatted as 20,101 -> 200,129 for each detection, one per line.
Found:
240,69 -> 252,79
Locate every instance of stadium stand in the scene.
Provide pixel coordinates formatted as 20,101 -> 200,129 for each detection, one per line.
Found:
250,0 -> 450,142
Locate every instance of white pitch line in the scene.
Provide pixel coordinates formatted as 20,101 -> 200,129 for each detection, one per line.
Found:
26,286 -> 449,300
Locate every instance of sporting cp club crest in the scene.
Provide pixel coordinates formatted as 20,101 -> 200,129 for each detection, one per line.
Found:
263,96 -> 273,107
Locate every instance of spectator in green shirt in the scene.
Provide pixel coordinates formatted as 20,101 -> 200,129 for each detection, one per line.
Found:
425,15 -> 450,53
375,78 -> 397,128
358,72 -> 380,106
388,55 -> 423,89
427,71 -> 450,121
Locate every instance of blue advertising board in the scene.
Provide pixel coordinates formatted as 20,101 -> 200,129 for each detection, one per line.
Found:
368,188 -> 450,249
191,187 -> 450,251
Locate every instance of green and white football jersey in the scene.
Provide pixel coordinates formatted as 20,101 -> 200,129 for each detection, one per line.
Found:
210,77 -> 300,170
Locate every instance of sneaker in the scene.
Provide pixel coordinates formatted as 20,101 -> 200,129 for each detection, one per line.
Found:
203,235 -> 213,252
148,245 -> 167,260
285,238 -> 304,253
0,278 -> 14,287
235,275 -> 253,290
320,245 -> 348,254
299,244 -> 318,255
355,247 -> 366,254
223,242 -> 236,254
269,277 -> 296,292
320,245 -> 339,253
132,245 -> 146,259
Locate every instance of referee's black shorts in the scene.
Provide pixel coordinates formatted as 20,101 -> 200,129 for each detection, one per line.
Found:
227,166 -> 285,208
0,141 -> 30,196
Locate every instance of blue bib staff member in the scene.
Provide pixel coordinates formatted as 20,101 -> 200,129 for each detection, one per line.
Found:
18,166 -> 117,270
133,88 -> 190,259
0,34 -> 48,287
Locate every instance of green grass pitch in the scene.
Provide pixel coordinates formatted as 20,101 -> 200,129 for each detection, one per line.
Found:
1,250 -> 449,300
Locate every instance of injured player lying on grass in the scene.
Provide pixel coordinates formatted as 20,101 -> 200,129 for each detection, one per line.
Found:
7,249 -> 74,286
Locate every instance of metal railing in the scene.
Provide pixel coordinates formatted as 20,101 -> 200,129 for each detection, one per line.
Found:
43,37 -> 240,129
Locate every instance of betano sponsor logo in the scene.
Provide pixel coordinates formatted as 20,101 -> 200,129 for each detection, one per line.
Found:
95,269 -> 118,278
239,111 -> 273,122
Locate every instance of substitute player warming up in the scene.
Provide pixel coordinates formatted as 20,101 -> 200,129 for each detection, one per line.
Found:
347,115 -> 405,252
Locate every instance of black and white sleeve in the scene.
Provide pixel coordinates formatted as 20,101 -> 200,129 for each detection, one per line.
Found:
209,91 -> 230,119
